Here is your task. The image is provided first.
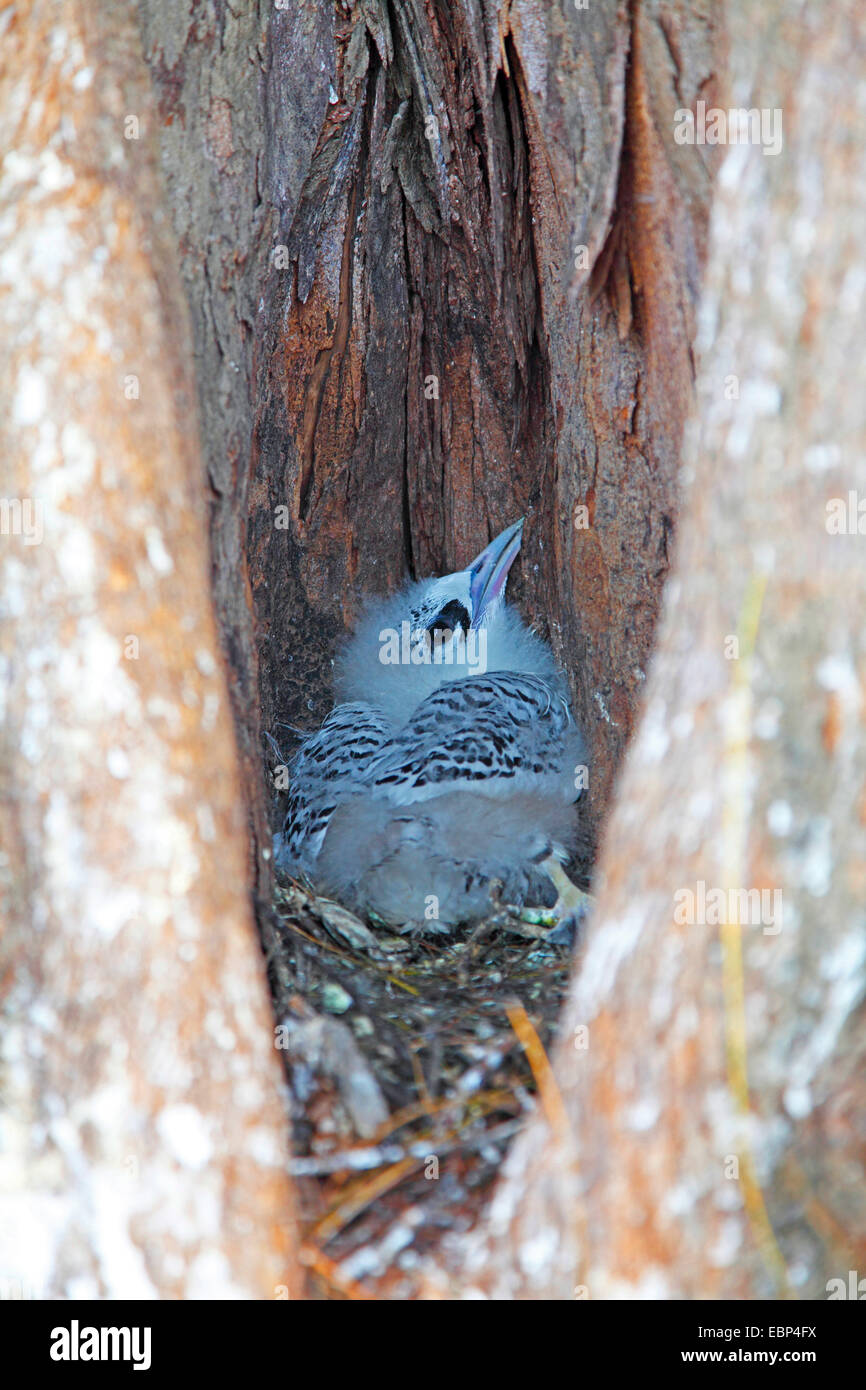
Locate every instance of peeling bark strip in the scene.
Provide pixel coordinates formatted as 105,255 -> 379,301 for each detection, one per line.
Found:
457,0 -> 866,1300
0,0 -> 299,1297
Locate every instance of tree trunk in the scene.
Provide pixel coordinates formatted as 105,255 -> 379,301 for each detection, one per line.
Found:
451,0 -> 866,1300
0,0 -> 300,1299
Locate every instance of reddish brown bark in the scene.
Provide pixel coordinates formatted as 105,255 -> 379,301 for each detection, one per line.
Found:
249,0 -> 719,861
141,1 -> 719,878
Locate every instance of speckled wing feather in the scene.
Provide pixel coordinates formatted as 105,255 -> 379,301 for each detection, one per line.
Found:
277,674 -> 584,925
362,673 -> 578,806
278,702 -> 392,872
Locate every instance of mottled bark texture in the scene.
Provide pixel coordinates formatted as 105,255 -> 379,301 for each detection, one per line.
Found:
140,0 -> 719,879
453,0 -> 866,1299
0,1 -> 300,1298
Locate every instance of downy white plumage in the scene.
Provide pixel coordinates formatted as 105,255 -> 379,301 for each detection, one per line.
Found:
273,519 -> 587,930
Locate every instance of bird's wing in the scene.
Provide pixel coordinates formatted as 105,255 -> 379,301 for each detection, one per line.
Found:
279,702 -> 392,868
361,673 -> 578,806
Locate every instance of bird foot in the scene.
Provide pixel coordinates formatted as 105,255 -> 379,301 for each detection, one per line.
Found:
523,856 -> 593,946
541,854 -> 593,915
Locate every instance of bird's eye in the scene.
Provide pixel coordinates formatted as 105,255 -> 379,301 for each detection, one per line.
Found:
427,600 -> 470,640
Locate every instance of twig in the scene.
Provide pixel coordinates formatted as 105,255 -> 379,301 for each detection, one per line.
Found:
291,1117 -> 522,1179
298,1243 -> 377,1300
505,1001 -> 570,1148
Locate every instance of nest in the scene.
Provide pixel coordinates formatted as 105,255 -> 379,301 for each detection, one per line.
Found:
265,879 -> 578,1298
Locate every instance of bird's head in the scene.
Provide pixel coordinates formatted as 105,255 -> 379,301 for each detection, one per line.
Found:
403,516 -> 524,648
334,519 -> 561,720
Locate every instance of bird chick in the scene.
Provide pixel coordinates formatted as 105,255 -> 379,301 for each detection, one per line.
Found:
274,519 -> 587,932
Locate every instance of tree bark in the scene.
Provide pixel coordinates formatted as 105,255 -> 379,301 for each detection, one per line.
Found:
453,0 -> 866,1299
141,0 -> 719,876
0,0 -> 300,1299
